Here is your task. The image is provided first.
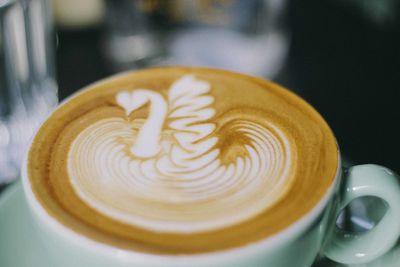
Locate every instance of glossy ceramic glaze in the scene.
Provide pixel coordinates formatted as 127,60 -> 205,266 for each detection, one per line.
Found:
2,181 -> 400,267
19,159 -> 400,267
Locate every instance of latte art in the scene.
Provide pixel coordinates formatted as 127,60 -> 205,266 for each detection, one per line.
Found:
68,75 -> 292,233
27,67 -> 338,254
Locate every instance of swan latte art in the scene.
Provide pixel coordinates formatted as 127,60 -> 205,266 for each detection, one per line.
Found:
27,67 -> 338,254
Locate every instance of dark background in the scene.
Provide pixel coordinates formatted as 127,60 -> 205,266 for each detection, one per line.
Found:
56,0 -> 400,172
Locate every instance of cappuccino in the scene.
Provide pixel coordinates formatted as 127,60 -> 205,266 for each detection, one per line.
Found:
27,67 -> 338,254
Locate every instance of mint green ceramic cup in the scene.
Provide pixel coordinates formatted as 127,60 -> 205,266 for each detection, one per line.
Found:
22,161 -> 400,267
20,69 -> 400,267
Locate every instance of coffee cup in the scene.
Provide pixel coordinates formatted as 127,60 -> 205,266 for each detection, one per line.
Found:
22,67 -> 400,267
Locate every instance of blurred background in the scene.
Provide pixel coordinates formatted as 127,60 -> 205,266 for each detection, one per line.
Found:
54,0 -> 400,172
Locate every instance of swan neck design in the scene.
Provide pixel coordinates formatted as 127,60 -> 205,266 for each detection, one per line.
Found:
117,89 -> 168,158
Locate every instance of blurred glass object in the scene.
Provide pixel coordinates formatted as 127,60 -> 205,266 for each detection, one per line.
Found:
103,0 -> 289,78
52,0 -> 105,29
0,0 -> 57,184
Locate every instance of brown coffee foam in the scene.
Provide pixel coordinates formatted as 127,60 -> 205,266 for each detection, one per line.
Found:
28,67 -> 338,254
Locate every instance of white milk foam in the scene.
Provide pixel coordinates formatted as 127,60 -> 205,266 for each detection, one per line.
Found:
68,75 -> 292,233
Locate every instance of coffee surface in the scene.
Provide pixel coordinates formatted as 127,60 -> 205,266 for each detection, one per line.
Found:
28,67 -> 338,254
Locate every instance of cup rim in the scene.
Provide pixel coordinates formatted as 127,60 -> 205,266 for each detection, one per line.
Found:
21,67 -> 342,264
22,158 -> 341,264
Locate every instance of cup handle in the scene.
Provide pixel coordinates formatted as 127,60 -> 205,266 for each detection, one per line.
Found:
323,164 -> 400,265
